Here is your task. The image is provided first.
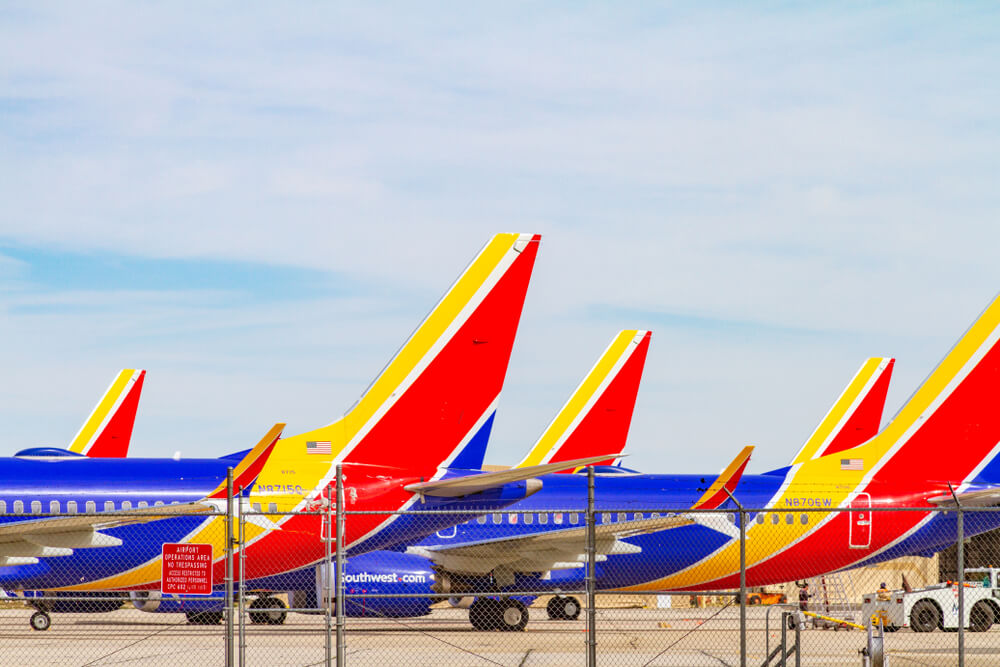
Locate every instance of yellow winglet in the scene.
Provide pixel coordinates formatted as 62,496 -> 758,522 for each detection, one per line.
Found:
691,445 -> 754,510
207,423 -> 285,499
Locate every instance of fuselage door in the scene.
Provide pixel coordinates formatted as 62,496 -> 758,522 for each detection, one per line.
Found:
849,493 -> 872,549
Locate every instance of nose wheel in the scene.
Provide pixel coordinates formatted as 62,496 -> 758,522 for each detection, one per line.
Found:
469,598 -> 529,631
30,611 -> 51,631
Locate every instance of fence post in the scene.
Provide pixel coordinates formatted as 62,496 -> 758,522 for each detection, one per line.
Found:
238,485 -> 246,667
947,485 -> 964,667
336,464 -> 346,667
225,467 -> 234,667
723,489 -> 746,667
582,466 -> 596,667
325,481 -> 333,667
958,505 -> 965,667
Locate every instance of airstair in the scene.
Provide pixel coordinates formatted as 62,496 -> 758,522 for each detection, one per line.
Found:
806,572 -> 856,628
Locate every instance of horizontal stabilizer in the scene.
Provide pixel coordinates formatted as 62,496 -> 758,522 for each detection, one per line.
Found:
928,488 -> 1000,508
404,454 -> 620,497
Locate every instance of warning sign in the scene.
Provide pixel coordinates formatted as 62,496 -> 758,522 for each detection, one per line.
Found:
161,543 -> 213,595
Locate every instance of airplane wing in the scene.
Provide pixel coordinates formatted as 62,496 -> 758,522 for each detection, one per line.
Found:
515,330 -> 651,470
407,513 -> 693,585
404,455 -> 619,497
0,502 -> 215,566
68,369 -> 147,458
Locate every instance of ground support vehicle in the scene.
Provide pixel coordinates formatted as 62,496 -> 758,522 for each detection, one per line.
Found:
861,568 -> 1000,632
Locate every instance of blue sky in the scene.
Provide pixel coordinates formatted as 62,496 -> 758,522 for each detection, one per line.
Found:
1,3 -> 999,471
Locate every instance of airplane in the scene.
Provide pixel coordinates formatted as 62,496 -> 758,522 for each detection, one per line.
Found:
221,343 -> 904,631
392,294 -> 1000,633
0,233 -> 610,631
129,328 -> 655,623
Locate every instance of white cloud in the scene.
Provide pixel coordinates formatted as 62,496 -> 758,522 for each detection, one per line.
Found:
0,3 -> 998,471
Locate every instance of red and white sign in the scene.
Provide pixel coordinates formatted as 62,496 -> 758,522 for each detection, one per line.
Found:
161,543 -> 214,595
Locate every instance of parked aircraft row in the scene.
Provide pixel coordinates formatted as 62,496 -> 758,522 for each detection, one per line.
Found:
5,233 -> 1000,634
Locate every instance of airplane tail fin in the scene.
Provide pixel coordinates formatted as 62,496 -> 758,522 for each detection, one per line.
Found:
278,234 -> 541,487
68,369 -> 146,458
789,358 -> 894,466
831,294 -> 1000,489
514,330 -> 651,470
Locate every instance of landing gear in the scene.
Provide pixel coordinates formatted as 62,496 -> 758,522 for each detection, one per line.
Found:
469,598 -> 528,631
546,596 -> 581,620
185,610 -> 224,625
29,611 -> 51,631
249,596 -> 288,625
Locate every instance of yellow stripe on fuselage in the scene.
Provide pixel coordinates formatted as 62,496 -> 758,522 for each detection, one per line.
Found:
516,330 -> 638,468
68,370 -> 136,454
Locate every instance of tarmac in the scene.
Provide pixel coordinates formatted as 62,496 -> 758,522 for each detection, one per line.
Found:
2,605 -> 998,666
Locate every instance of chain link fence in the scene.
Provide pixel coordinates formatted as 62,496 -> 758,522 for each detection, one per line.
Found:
3,473 -> 1000,666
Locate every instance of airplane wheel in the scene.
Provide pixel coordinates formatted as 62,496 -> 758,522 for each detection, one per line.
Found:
561,596 -> 581,620
30,611 -> 51,631
970,600 -> 994,632
499,599 -> 528,632
546,597 -> 564,620
186,610 -> 223,625
249,596 -> 288,625
910,600 -> 940,633
469,598 -> 499,631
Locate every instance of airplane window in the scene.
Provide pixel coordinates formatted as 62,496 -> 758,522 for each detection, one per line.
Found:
268,503 -> 278,514
31,501 -> 41,514
252,503 -> 262,513
86,501 -> 96,513
477,514 -> 487,524
524,513 -> 533,525
508,514 -> 517,524
492,513 -> 502,524
137,501 -> 148,508
104,501 -> 115,512
0,500 -> 5,513
785,514 -> 793,525
651,512 -> 660,519
800,514 -> 809,525
755,514 -> 764,525
602,513 -> 611,524
554,513 -> 563,525
122,501 -> 132,511
539,513 -> 548,525
49,500 -> 60,514
67,500 -> 77,513
729,513 -> 736,524
13,500 -> 23,514
154,501 -> 164,507
770,513 -> 779,525
569,513 -> 579,525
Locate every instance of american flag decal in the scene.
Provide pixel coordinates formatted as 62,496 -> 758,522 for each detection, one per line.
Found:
840,458 -> 863,471
306,441 -> 332,454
